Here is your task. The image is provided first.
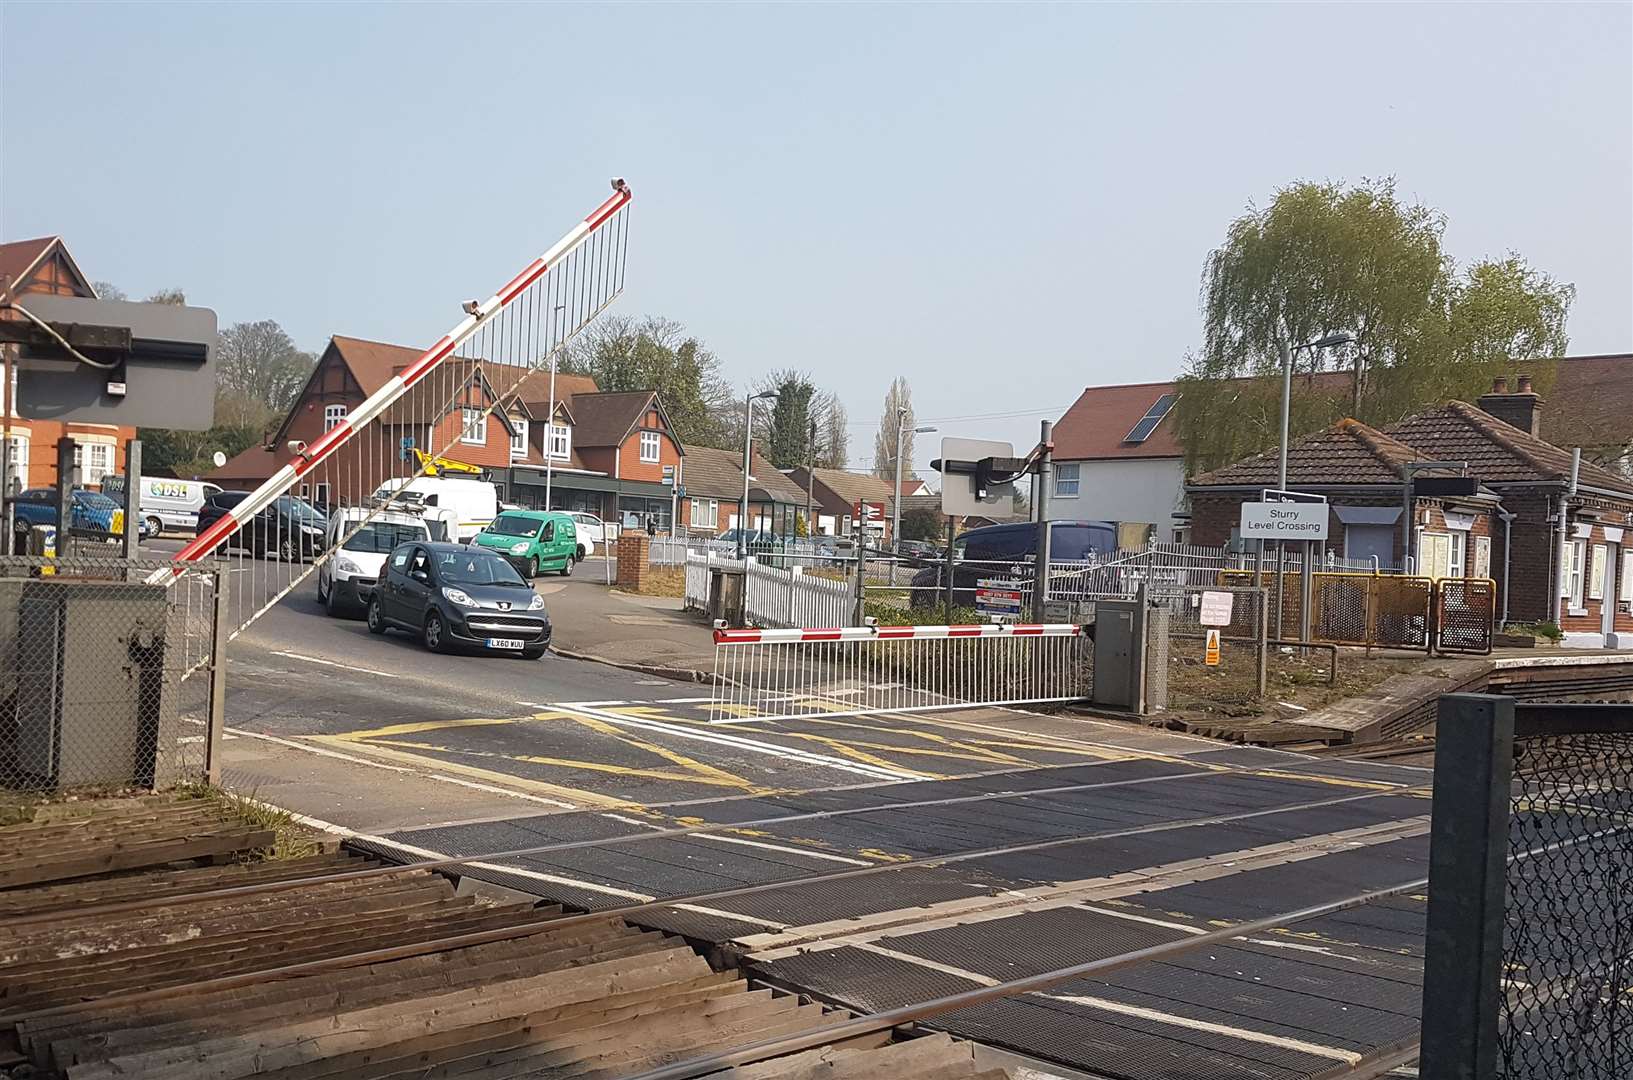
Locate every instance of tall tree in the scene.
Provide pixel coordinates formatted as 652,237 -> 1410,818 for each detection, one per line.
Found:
754,369 -> 818,469
871,378 -> 915,481
564,315 -> 733,449
1176,178 -> 1573,473
216,320 -> 318,413
145,287 -> 186,305
816,398 -> 849,470
91,281 -> 126,301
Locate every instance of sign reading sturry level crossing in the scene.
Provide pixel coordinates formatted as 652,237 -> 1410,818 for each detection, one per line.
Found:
1239,502 -> 1329,540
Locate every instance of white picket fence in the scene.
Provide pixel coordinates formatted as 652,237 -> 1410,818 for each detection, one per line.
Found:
684,551 -> 855,629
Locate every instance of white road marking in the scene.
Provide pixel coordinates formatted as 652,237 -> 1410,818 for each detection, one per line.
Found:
222,727 -> 578,809
522,702 -> 916,782
602,813 -> 666,830
556,700 -> 634,707
693,833 -> 874,866
670,903 -> 787,930
272,650 -> 401,678
1041,994 -> 1360,1064
363,834 -> 653,900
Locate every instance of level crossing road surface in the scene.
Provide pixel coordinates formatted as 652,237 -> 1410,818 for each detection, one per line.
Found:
203,554 -> 1432,1080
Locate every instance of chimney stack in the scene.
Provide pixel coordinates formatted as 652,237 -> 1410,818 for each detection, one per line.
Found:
1478,374 -> 1543,439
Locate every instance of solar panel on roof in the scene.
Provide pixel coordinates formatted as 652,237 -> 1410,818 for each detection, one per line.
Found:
1124,392 -> 1176,443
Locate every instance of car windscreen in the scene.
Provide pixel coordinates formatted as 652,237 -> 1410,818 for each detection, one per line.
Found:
486,514 -> 541,538
436,550 -> 528,586
274,496 -> 325,522
342,522 -> 426,553
1052,526 -> 1115,561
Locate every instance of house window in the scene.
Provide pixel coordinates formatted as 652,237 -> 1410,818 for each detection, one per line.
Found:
549,423 -> 571,461
639,430 -> 661,463
1473,535 -> 1491,580
510,418 -> 529,461
1448,531 -> 1467,579
1563,539 -> 1586,611
313,482 -> 330,509
1054,463 -> 1080,498
1588,543 -> 1608,601
72,441 -> 114,486
690,498 -> 718,529
324,404 -> 347,432
460,408 -> 485,445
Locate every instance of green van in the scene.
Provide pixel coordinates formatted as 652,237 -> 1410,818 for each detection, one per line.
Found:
472,510 -> 578,578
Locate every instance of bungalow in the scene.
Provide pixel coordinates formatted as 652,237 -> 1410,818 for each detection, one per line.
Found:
678,446 -> 808,536
783,467 -> 896,541
1050,355 -> 1633,542
1187,379 -> 1633,648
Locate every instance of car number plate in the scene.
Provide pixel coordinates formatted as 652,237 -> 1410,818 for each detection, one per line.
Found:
486,637 -> 525,650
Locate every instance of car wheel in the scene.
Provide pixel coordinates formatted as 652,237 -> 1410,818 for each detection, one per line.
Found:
278,537 -> 296,562
575,544 -> 586,562
324,581 -> 346,617
423,611 -> 450,653
526,555 -> 538,578
144,516 -> 163,538
521,646 -> 547,660
559,557 -> 573,577
366,597 -> 386,634
317,574 -> 330,604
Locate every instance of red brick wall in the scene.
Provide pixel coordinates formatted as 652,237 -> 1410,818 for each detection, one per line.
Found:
616,423 -> 681,483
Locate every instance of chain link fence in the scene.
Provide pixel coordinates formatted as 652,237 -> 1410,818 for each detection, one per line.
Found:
1147,585 -> 1267,713
1422,697 -> 1633,1080
0,554 -> 221,795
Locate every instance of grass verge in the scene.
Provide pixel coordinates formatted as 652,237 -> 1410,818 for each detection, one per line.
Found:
178,783 -> 324,860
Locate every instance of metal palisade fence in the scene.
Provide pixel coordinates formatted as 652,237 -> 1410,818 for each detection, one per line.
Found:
1421,694 -> 1633,1080
683,550 -> 853,629
151,182 -> 633,642
0,553 -> 223,793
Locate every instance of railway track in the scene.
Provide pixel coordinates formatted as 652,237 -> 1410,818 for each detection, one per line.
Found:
0,795 -> 1011,1080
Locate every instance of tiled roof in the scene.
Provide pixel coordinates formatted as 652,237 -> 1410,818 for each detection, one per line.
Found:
1384,401 -> 1633,496
1189,418 -> 1424,488
804,468 -> 894,506
564,390 -> 657,449
0,237 -> 57,287
1544,354 -> 1633,456
1054,373 -> 1353,461
681,446 -> 807,504
210,444 -> 278,482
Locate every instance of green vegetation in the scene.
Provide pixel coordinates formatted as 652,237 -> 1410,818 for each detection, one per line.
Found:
1177,178 -> 1574,474
179,783 -> 322,860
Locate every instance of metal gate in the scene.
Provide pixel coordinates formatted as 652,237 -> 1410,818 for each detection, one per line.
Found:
1433,577 -> 1497,654
150,182 -> 633,642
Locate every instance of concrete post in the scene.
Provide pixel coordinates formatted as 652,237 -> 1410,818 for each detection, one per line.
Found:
123,438 -> 142,562
1031,420 -> 1053,622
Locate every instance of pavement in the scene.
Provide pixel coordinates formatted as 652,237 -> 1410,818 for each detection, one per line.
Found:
543,558 -> 720,679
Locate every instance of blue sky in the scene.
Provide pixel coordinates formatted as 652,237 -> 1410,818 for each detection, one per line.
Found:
4,2 -> 1629,471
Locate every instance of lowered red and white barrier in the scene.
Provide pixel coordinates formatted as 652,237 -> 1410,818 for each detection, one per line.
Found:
709,621 -> 1089,723
713,623 -> 1083,645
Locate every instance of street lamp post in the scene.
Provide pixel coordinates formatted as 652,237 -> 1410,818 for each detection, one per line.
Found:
738,390 -> 777,559
543,303 -> 567,511
890,412 -> 936,583
1277,331 -> 1356,489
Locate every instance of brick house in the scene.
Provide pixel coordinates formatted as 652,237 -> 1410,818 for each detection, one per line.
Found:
1050,355 -> 1632,542
211,336 -> 687,530
677,446 -> 808,536
784,467 -> 896,542
0,236 -> 133,492
1188,380 -> 1633,647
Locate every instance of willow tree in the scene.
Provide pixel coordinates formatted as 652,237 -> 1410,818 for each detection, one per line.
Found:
1176,179 -> 1574,474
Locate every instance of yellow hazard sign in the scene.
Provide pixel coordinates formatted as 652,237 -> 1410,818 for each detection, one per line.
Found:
1204,628 -> 1221,666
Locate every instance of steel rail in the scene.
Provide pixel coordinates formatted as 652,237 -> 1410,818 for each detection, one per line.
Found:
618,877 -> 1434,1080
0,752 -> 1421,929
0,783 -> 1426,1025
1305,1040 -> 1421,1079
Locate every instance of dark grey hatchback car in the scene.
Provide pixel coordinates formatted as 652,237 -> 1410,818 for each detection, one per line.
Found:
367,542 -> 551,659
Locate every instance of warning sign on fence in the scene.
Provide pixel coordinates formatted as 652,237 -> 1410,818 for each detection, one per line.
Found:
1199,590 -> 1235,626
1204,628 -> 1221,666
976,578 -> 1025,618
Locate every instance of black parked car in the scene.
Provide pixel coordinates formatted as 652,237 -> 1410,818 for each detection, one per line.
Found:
196,491 -> 328,561
909,520 -> 1118,608
367,542 -> 551,659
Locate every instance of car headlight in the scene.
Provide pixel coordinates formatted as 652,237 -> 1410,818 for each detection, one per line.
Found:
334,557 -> 362,576
441,586 -> 475,607
302,524 -> 323,535
528,593 -> 546,611
509,542 -> 530,555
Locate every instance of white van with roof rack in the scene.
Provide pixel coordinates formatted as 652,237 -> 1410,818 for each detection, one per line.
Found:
368,476 -> 497,543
